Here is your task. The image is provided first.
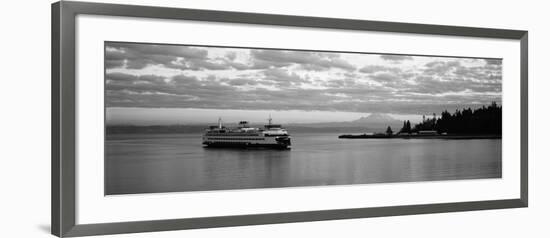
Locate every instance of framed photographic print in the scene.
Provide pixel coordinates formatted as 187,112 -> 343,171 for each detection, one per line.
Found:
52,1 -> 528,237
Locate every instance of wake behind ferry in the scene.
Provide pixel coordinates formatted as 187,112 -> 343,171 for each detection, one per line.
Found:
202,117 -> 291,149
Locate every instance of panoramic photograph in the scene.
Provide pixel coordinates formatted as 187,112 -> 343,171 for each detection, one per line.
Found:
104,42 -> 502,195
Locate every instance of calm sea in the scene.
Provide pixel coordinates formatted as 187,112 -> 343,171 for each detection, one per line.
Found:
105,133 -> 501,195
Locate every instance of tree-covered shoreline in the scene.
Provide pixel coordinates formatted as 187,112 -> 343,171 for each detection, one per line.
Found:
399,102 -> 502,135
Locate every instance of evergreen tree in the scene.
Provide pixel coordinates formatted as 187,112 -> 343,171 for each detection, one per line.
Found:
386,126 -> 393,135
400,120 -> 412,134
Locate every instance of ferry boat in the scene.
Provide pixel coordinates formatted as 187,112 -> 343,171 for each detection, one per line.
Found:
202,117 -> 291,149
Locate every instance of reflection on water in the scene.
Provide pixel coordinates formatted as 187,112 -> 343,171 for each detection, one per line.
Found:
105,133 -> 501,195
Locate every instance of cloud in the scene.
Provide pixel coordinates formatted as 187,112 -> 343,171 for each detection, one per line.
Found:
105,43 -> 502,115
106,70 -> 500,114
225,52 -> 237,61
359,65 -> 402,74
380,55 -> 413,63
105,59 -> 125,69
423,60 -> 461,75
251,50 -> 356,71
263,68 -> 306,82
408,63 -> 502,95
370,72 -> 402,83
107,72 -> 164,82
484,59 -> 502,65
225,78 -> 259,86
105,42 -> 237,71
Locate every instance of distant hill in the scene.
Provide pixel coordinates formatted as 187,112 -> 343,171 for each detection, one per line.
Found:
106,113 -> 404,134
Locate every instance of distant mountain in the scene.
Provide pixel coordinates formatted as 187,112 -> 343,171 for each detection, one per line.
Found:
106,113 -> 405,134
350,113 -> 402,124
289,113 -> 403,132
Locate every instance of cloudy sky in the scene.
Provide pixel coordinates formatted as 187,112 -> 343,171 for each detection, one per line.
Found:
105,42 -> 502,125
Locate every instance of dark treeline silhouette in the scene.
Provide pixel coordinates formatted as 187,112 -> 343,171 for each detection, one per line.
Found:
400,120 -> 412,134
399,102 -> 502,135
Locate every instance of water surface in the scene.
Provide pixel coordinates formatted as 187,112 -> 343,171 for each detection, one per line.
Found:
105,133 -> 501,195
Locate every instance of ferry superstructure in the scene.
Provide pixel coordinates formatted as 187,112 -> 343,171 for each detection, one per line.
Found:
202,117 -> 291,149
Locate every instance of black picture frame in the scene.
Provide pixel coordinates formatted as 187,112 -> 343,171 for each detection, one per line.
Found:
52,1 -> 528,237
